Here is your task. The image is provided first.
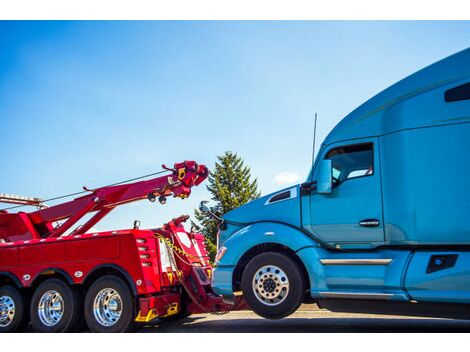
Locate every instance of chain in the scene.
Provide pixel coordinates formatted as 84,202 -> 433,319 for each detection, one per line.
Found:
156,235 -> 230,315
158,235 -> 216,267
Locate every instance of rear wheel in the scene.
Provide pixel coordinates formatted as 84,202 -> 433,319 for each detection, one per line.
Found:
241,252 -> 305,319
84,275 -> 136,333
0,285 -> 29,333
30,279 -> 83,333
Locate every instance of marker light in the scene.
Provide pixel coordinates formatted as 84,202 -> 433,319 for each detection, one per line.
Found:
215,246 -> 227,262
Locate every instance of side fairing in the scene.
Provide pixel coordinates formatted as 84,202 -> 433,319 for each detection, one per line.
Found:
298,247 -> 411,300
381,121 -> 470,245
405,251 -> 470,304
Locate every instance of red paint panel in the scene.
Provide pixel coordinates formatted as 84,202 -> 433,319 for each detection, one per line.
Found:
66,237 -> 120,262
0,247 -> 18,267
19,242 -> 66,265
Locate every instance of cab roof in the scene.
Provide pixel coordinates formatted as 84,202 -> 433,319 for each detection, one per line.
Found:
324,48 -> 470,146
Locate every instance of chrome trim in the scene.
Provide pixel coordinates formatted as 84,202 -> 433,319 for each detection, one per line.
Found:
264,187 -> 297,205
38,290 -> 64,327
0,295 -> 15,328
359,219 -> 380,227
93,288 -> 123,327
319,291 -> 394,300
252,265 -> 289,306
320,258 -> 392,265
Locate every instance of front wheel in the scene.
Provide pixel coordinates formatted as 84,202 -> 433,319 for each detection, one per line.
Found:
241,252 -> 305,319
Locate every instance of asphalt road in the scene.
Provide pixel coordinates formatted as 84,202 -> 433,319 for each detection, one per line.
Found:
140,304 -> 470,333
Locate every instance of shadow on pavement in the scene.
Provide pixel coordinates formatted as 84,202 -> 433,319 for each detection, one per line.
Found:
140,316 -> 470,333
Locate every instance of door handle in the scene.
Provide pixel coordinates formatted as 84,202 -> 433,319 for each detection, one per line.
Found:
359,219 -> 380,227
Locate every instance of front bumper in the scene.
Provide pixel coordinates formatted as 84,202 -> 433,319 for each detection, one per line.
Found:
212,265 -> 236,296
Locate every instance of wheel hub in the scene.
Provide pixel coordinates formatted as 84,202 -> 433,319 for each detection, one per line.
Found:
93,288 -> 123,327
0,295 -> 15,328
262,278 -> 276,293
38,290 -> 64,327
252,265 -> 289,306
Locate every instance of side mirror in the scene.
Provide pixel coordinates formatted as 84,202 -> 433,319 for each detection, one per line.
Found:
199,200 -> 210,213
317,159 -> 332,194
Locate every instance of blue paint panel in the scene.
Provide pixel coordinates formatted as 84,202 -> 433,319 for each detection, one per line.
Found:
304,137 -> 384,248
223,185 -> 301,235
381,123 -> 470,245
217,222 -> 316,267
212,222 -> 315,295
406,252 -> 470,303
211,265 -> 235,296
296,247 -> 410,299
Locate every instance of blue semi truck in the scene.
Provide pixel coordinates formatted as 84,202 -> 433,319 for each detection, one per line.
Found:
209,48 -> 470,320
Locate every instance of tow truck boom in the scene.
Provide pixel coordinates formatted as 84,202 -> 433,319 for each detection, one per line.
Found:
0,160 -> 208,241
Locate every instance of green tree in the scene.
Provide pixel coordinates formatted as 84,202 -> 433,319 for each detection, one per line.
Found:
193,151 -> 261,260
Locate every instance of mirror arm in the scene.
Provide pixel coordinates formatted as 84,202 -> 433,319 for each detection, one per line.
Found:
300,180 -> 317,195
207,210 -> 223,222
199,200 -> 224,223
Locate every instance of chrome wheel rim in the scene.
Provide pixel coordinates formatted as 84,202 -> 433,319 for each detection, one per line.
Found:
93,288 -> 122,327
252,265 -> 289,306
0,295 -> 15,328
38,290 -> 64,327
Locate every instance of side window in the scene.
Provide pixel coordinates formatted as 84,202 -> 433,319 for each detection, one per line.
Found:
325,143 -> 374,183
445,82 -> 470,102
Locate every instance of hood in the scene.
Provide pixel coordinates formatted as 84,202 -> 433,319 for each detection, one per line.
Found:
223,185 -> 302,228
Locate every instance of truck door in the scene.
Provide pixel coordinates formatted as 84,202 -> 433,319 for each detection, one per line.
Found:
302,139 -> 385,248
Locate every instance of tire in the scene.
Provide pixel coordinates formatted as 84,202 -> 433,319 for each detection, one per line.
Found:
0,285 -> 29,333
30,279 -> 83,333
241,252 -> 305,319
84,275 -> 136,333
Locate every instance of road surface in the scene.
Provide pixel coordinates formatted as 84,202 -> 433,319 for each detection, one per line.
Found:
140,304 -> 470,333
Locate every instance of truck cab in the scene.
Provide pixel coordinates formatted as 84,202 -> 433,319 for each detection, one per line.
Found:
211,48 -> 470,319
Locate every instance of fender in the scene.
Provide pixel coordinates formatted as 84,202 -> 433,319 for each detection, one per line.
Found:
0,271 -> 23,288
83,263 -> 137,296
30,267 -> 75,287
217,222 -> 318,267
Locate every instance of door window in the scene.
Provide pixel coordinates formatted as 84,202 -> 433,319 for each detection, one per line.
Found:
325,143 -> 374,183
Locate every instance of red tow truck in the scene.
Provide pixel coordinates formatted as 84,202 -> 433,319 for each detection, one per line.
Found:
0,161 -> 244,333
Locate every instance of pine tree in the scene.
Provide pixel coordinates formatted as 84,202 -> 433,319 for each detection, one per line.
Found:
193,151 -> 261,260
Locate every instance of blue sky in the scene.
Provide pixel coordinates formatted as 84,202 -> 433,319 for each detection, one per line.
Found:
1,21 -> 469,231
